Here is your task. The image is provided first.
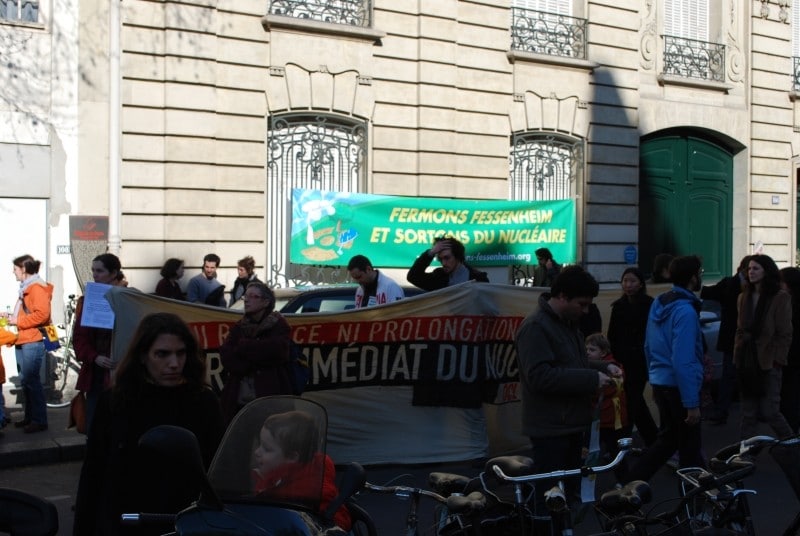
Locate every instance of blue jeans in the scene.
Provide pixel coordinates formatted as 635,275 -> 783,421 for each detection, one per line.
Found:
15,341 -> 47,425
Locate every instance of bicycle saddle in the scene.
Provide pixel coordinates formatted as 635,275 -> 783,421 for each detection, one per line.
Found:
484,455 -> 534,477
599,480 -> 651,514
429,472 -> 472,496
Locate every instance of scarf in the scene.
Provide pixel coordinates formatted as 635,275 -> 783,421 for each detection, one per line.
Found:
239,309 -> 281,338
15,274 -> 44,316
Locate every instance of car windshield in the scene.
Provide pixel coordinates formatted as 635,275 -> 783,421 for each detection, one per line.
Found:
207,397 -> 329,510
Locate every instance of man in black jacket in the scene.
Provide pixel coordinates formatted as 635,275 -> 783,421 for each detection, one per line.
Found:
515,266 -> 620,532
406,236 -> 488,291
700,255 -> 751,425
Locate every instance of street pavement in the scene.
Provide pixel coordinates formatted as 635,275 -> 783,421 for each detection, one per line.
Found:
1,399 -> 799,535
0,397 -> 85,470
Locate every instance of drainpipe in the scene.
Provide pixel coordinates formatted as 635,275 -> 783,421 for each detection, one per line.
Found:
107,0 -> 121,255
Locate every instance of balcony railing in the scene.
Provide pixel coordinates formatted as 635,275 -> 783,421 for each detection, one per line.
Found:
510,7 -> 587,60
268,0 -> 372,28
663,35 -> 725,83
0,0 -> 38,22
793,57 -> 800,91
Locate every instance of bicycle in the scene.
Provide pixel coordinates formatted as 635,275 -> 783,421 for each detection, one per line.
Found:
687,435 -> 800,536
486,438 -> 637,535
45,294 -> 81,408
593,435 -> 800,535
359,477 -> 486,536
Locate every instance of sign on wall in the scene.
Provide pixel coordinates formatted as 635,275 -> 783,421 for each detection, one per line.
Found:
289,189 -> 577,267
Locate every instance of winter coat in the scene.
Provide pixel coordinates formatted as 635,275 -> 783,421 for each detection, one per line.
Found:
0,329 -> 17,384
253,453 -> 352,531
406,251 -> 488,291
700,273 -> 744,353
73,296 -> 113,393
219,310 -> 294,422
154,278 -> 185,300
644,286 -> 704,409
607,293 -> 654,387
734,289 -> 793,370
16,279 -> 53,345
515,293 -> 610,438
229,274 -> 262,307
73,383 -> 224,536
595,354 -> 628,431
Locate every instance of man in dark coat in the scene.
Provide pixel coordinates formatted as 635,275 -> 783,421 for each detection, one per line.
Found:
406,236 -> 488,291
515,266 -> 620,532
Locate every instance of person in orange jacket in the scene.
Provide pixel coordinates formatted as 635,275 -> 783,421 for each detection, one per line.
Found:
0,328 -> 16,429
6,255 -> 53,433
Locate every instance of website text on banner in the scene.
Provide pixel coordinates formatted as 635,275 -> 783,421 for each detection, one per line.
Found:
105,284 -> 537,463
289,188 -> 577,268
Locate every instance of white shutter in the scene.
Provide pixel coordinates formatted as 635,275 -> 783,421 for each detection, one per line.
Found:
511,0 -> 571,16
794,0 -> 800,57
665,0 -> 708,41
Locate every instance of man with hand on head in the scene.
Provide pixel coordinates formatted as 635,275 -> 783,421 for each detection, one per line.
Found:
406,236 -> 488,291
347,255 -> 405,308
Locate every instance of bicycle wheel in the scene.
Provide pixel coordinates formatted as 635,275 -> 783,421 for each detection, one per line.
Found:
46,347 -> 80,408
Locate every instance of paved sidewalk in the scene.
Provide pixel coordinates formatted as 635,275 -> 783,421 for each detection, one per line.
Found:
0,400 -> 86,469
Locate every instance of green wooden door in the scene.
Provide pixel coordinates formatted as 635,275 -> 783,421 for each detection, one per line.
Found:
640,135 -> 732,279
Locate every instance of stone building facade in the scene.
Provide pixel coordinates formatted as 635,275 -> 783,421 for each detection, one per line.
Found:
3,0 -> 799,306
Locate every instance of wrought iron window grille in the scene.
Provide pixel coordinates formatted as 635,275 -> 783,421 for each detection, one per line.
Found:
510,7 -> 587,60
268,0 -> 372,28
509,132 -> 581,202
266,113 -> 366,287
663,34 -> 725,83
793,57 -> 800,92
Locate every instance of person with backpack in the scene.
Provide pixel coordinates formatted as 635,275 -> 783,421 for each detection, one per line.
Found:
219,282 -> 295,424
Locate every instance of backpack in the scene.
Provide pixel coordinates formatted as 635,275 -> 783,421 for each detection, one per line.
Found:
290,341 -> 310,395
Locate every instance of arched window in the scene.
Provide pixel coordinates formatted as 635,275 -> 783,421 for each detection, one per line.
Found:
266,113 -> 367,286
509,132 -> 582,201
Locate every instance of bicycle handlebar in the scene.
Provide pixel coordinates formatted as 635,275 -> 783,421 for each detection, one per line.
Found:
120,512 -> 177,526
364,482 -> 447,504
714,435 -> 800,463
491,437 -> 633,483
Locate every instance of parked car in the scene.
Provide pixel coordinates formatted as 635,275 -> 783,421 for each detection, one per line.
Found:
230,285 -> 424,313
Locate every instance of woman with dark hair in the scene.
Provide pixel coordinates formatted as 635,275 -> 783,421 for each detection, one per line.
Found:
735,254 -> 793,439
779,266 -> 800,432
606,267 -> 658,446
73,312 -> 224,535
649,253 -> 674,284
73,253 -> 126,432
220,281 -> 294,423
4,254 -> 53,433
154,257 -> 185,300
228,255 -> 262,307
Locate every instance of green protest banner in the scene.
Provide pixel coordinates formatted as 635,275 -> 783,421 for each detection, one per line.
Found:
289,188 -> 576,267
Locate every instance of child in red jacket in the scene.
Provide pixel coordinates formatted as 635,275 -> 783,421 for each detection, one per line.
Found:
586,333 -> 631,459
251,410 -> 351,531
